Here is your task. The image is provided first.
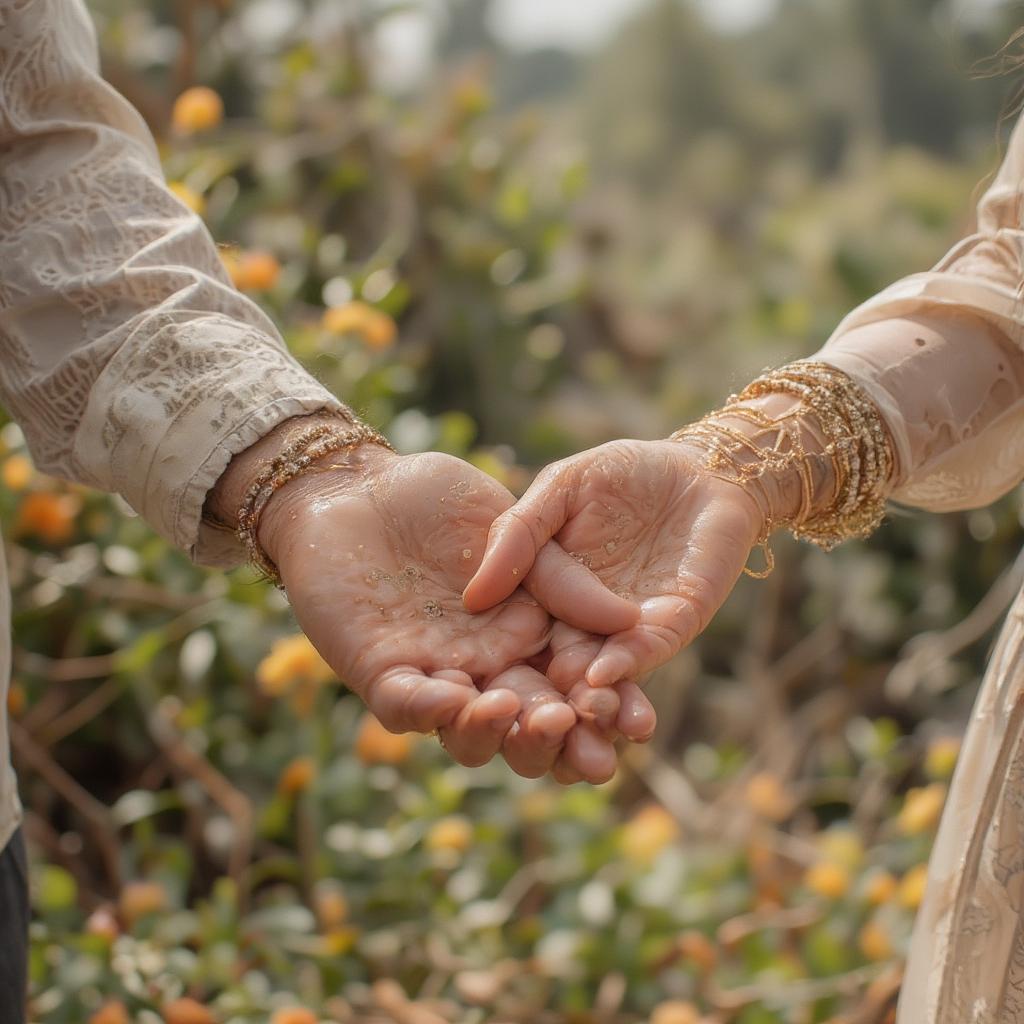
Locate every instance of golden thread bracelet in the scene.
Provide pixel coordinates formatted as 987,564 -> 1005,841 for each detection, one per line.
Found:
671,361 -> 896,577
236,419 -> 395,587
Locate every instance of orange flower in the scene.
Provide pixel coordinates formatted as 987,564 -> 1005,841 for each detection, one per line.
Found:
16,491 -> 80,544
270,1009 -> 318,1024
226,250 -> 281,292
313,881 -> 349,928
744,772 -> 793,821
89,1001 -> 130,1024
620,805 -> 679,864
167,181 -> 206,216
863,870 -> 898,906
859,918 -> 894,961
6,682 -> 26,717
162,998 -> 216,1024
1,454 -> 33,491
119,880 -> 168,927
321,301 -> 397,350
278,756 -> 316,795
355,714 -> 414,765
171,86 -> 224,134
676,930 -> 718,973
256,634 -> 333,697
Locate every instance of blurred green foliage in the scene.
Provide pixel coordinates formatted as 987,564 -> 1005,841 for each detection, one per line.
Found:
10,1 -> 1024,1021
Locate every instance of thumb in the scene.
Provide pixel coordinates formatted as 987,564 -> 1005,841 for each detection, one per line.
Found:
463,468 -> 573,612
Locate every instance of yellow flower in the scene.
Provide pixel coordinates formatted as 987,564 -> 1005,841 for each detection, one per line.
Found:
744,772 -> 793,821
171,85 -> 224,134
355,714 -> 414,765
804,861 -> 851,900
925,736 -> 961,780
321,300 -> 397,350
256,634 -> 333,697
426,815 -> 473,854
816,827 -> 864,870
620,805 -> 679,865
278,756 -> 316,795
898,864 -> 929,909
319,926 -> 359,957
650,1001 -> 701,1024
167,180 -> 206,216
859,918 -> 893,961
1,454 -> 33,491
863,869 -> 898,906
898,784 -> 947,835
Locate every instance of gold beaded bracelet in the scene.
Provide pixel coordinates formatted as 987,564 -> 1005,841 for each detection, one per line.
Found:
236,419 -> 395,587
671,361 -> 896,577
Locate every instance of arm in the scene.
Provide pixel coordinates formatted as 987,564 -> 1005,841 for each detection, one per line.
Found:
0,0 -> 349,567
814,114 -> 1024,512
0,0 -> 648,781
467,114 -> 1024,687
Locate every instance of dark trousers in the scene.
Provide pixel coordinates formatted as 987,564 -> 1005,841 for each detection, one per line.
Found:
0,830 -> 28,1024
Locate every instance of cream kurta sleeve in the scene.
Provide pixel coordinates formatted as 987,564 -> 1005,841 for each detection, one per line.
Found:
0,0 -> 350,567
817,114 -> 1024,513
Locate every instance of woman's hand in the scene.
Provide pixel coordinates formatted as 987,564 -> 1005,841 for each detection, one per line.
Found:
258,445 -> 651,782
464,439 -> 766,689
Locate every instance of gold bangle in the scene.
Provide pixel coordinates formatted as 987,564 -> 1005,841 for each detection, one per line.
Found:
671,361 -> 896,576
236,418 -> 395,588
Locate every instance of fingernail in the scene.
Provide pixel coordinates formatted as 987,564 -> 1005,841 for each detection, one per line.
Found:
489,711 -> 518,733
586,658 -> 620,688
532,704 -> 573,744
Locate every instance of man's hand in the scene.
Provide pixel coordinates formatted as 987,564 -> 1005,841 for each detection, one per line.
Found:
464,439 -> 765,689
248,440 -> 651,782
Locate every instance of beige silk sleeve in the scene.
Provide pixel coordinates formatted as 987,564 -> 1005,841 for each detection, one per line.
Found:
0,0 -> 349,567
817,114 -> 1024,513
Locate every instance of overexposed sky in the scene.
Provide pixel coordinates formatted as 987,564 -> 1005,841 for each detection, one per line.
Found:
371,0 -> 1015,92
489,0 -> 778,50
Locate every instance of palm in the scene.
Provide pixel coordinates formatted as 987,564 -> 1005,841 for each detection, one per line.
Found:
284,453 -> 550,692
268,451 -> 653,779
466,440 -> 764,688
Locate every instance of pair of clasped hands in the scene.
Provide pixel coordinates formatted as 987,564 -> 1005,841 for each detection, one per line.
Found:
256,436 -> 766,784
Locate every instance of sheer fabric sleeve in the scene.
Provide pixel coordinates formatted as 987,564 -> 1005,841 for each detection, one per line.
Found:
0,0 -> 350,567
816,114 -> 1024,513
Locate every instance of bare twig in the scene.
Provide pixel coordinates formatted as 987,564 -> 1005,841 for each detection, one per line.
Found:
10,719 -> 121,888
886,544 -> 1024,700
147,702 -> 254,895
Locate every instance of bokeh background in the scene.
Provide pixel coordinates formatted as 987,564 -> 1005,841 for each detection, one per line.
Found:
10,1 -> 1024,1022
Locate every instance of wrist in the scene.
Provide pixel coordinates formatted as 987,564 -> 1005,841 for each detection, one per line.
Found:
203,412 -> 396,581
257,443 -> 399,568
204,412 -> 353,531
709,394 -> 837,526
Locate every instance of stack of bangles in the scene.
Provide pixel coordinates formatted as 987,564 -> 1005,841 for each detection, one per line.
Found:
670,361 -> 897,577
235,416 -> 395,588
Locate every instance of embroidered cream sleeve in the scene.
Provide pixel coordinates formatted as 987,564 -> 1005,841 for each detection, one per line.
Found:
0,0 -> 349,567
